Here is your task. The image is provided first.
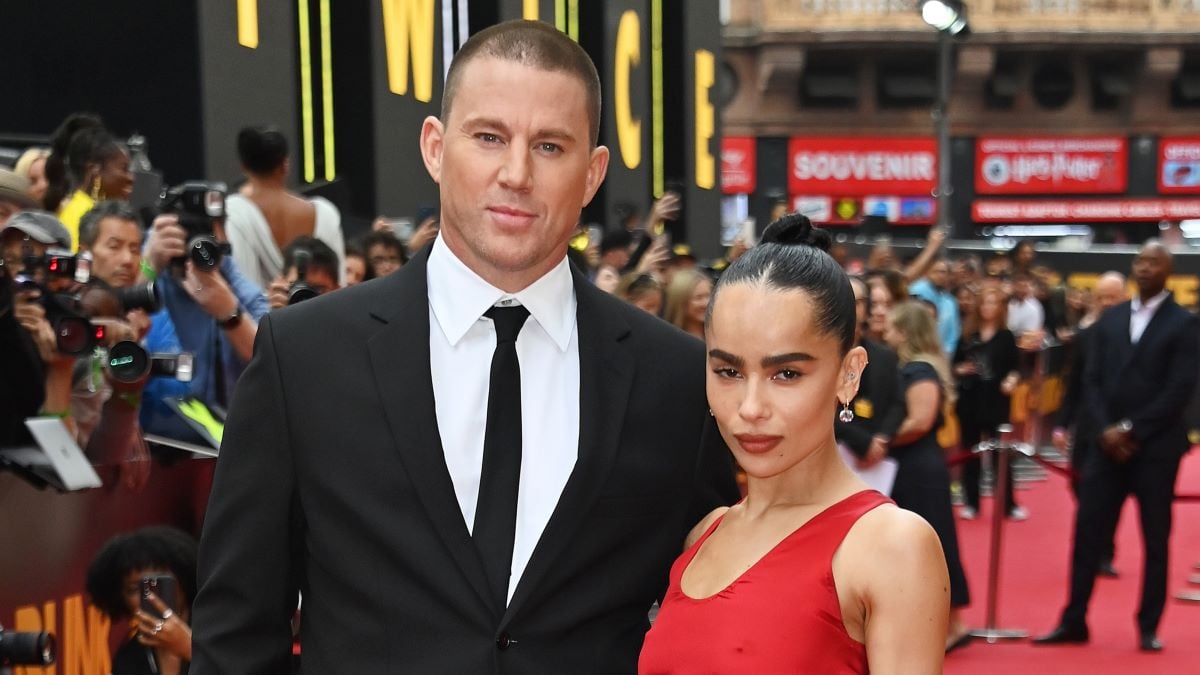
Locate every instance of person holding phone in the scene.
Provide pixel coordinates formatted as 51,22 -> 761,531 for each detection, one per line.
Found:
86,526 -> 197,675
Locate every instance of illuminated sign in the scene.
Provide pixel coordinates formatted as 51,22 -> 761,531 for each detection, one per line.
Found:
789,137 -> 937,196
975,137 -> 1127,195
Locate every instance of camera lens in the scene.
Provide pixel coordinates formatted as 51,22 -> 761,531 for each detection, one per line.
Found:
54,317 -> 96,355
116,280 -> 160,313
0,628 -> 56,666
107,341 -> 151,383
288,286 -> 320,305
189,237 -> 222,271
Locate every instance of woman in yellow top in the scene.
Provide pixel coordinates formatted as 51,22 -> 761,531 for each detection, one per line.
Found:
44,114 -> 133,250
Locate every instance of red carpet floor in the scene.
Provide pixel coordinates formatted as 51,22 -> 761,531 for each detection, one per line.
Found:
944,450 -> 1200,674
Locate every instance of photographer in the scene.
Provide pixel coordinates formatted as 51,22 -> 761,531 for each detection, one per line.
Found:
1,212 -> 150,488
266,236 -> 340,310
86,526 -> 198,675
79,201 -> 154,332
142,193 -> 268,408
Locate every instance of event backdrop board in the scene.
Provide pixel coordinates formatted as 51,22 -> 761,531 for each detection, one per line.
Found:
0,460 -> 215,674
3,1 -> 725,249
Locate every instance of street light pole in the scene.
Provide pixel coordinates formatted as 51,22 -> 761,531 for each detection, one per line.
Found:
934,28 -> 953,232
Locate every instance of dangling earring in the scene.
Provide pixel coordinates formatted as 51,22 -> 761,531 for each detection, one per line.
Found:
839,401 -> 855,423
90,175 -> 103,200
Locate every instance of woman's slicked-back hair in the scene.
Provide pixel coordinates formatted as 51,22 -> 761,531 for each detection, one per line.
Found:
237,126 -> 290,175
708,213 -> 856,355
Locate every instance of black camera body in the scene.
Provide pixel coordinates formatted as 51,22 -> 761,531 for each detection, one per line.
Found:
287,249 -> 321,305
158,181 -> 230,272
0,623 -> 55,669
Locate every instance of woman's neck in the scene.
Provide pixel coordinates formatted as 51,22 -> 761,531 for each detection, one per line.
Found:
741,436 -> 856,518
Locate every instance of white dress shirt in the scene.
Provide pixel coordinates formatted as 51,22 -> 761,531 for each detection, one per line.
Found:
1130,290 -> 1169,344
1007,296 -> 1044,335
426,237 -> 580,603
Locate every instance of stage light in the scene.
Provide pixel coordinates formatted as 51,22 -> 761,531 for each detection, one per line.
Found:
921,0 -> 969,36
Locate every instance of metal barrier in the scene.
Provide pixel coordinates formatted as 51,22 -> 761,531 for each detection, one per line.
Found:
968,424 -> 1035,643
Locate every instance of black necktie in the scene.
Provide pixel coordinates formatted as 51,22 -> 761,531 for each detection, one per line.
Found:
475,304 -> 529,610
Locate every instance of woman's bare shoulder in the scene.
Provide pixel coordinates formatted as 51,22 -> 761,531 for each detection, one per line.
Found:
684,506 -> 732,550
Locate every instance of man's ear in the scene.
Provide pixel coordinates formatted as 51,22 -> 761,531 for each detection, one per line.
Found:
581,145 -> 610,207
419,116 -> 446,184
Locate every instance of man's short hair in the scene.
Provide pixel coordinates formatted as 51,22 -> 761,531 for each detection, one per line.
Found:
442,20 -> 602,147
79,200 -> 141,249
283,236 -> 339,282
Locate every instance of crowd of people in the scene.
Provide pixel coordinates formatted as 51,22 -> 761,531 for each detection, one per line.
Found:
3,18 -> 1198,674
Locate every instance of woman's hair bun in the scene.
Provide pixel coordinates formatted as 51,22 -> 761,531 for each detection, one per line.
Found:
760,213 -> 831,252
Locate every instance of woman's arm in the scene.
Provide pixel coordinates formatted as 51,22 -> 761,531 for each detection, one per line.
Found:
891,380 -> 941,446
860,509 -> 949,674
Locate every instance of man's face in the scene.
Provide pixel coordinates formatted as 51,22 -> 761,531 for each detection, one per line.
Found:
1093,278 -> 1127,312
420,57 -> 609,291
86,216 -> 142,288
928,262 -> 949,289
1,230 -> 46,274
285,264 -> 338,294
1132,245 -> 1171,298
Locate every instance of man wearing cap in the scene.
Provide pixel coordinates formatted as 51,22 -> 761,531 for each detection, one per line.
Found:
0,205 -> 58,445
1,211 -> 73,445
0,169 -> 38,226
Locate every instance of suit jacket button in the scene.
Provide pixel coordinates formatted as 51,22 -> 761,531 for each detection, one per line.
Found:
496,633 -> 512,650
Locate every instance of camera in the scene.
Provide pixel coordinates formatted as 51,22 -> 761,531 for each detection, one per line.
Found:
0,253 -> 103,355
287,250 -> 321,305
41,290 -> 107,356
0,623 -> 55,668
106,341 -> 194,384
158,181 -> 230,271
114,279 -> 161,313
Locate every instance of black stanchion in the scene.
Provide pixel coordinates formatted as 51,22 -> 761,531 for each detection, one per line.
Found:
968,424 -> 1034,643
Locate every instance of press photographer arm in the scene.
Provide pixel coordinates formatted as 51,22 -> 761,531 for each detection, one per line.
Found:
145,213 -> 259,363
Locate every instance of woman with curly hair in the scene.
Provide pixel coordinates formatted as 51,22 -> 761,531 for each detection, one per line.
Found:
86,526 -> 198,675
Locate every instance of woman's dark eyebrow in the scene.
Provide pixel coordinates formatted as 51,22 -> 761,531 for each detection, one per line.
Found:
761,352 -> 815,368
708,348 -> 743,368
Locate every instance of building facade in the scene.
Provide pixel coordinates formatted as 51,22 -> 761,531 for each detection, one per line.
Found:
721,0 -> 1200,243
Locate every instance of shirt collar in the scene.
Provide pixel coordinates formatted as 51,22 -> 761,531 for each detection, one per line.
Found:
1131,289 -> 1169,313
427,236 -> 576,351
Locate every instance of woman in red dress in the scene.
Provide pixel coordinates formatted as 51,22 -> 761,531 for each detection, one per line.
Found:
639,215 -> 949,674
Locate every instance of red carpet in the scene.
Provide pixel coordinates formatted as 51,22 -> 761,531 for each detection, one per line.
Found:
944,450 -> 1200,673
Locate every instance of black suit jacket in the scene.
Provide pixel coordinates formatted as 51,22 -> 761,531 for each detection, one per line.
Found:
836,339 -> 902,458
191,249 -> 738,674
1083,294 -> 1200,460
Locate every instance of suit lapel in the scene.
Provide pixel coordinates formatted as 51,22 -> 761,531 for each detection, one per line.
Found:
1127,294 -> 1177,365
501,269 -> 635,625
365,249 -> 494,612
1113,302 -> 1134,369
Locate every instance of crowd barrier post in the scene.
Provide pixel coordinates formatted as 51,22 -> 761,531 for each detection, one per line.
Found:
968,424 -> 1033,643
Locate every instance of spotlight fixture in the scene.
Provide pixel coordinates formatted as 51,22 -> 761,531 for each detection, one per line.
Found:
920,0 -> 969,35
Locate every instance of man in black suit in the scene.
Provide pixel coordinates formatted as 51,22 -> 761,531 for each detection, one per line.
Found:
1036,241 -> 1199,651
1052,271 -> 1127,576
190,20 -> 737,674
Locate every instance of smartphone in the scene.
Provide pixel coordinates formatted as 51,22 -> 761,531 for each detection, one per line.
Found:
141,574 -> 178,617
